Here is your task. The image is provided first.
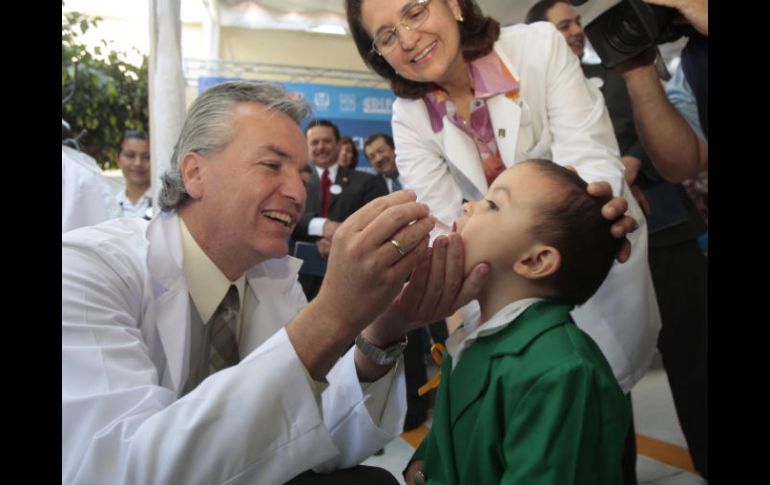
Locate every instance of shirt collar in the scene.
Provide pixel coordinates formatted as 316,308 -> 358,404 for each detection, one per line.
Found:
179,217 -> 246,324
446,297 -> 542,370
116,188 -> 151,206
423,51 -> 520,133
314,163 -> 339,182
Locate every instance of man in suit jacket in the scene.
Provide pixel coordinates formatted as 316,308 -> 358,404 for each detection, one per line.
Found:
293,119 -> 388,300
527,1 -> 708,479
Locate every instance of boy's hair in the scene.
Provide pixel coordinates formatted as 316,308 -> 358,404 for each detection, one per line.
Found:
522,159 -> 622,306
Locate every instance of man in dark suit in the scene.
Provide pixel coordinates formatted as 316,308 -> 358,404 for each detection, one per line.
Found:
293,120 -> 388,301
527,1 -> 708,480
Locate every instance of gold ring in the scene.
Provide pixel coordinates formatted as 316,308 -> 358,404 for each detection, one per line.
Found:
390,239 -> 406,257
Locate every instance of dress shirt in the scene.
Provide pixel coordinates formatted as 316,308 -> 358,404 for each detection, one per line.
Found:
384,174 -> 405,193
423,51 -> 520,184
309,163 -> 340,237
178,216 -> 396,412
666,65 -> 707,142
446,298 -> 542,370
116,188 -> 153,219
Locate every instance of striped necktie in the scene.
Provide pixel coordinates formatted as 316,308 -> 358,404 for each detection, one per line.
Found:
389,175 -> 402,192
209,285 -> 240,373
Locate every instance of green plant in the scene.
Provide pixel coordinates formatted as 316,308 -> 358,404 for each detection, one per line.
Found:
62,9 -> 149,169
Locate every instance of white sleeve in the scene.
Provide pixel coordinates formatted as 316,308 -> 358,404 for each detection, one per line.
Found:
536,24 -> 625,196
314,350 -> 406,472
392,100 -> 468,240
63,241 -> 342,485
308,217 -> 328,237
62,146 -> 122,233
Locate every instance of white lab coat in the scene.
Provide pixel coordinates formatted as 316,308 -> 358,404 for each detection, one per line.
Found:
61,145 -> 121,233
62,212 -> 406,485
391,22 -> 660,393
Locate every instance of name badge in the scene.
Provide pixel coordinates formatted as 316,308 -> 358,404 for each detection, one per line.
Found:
330,184 -> 342,195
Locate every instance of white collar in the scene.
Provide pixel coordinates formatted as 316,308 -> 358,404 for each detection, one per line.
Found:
446,298 -> 543,370
179,217 -> 246,324
314,163 -> 339,182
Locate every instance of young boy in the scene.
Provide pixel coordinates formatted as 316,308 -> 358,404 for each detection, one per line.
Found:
405,159 -> 631,485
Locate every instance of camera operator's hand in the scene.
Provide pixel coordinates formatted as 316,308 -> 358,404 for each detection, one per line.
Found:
614,47 -> 657,79
643,0 -> 707,35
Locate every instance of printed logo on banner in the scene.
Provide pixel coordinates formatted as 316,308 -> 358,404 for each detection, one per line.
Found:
314,92 -> 331,111
339,94 -> 356,112
363,96 -> 393,115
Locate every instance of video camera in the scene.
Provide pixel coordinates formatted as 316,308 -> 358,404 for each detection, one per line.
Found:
569,0 -> 695,68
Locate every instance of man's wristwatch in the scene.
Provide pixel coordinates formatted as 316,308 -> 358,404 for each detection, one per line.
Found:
354,333 -> 408,366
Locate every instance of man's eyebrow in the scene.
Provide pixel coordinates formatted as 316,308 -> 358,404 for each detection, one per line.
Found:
264,144 -> 291,158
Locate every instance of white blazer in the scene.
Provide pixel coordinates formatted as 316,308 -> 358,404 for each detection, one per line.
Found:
62,212 -> 405,485
61,145 -> 121,233
392,22 -> 660,393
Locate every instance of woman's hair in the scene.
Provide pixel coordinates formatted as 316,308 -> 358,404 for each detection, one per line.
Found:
339,136 -> 359,169
158,81 -> 311,212
346,0 -> 500,99
118,130 -> 149,156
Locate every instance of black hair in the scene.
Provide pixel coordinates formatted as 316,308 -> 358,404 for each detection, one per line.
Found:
304,119 -> 340,140
363,133 -> 394,152
524,0 -> 570,24
118,130 -> 149,155
522,159 -> 622,306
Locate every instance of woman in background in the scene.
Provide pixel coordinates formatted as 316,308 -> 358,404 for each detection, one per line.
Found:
337,135 -> 359,169
115,130 -> 152,219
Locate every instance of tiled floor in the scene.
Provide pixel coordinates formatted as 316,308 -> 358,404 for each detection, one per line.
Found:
363,352 -> 706,485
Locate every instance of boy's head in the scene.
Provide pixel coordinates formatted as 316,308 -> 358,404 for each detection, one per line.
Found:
455,159 -> 622,306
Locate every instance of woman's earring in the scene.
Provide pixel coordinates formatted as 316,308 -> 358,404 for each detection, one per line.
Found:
457,14 -> 464,22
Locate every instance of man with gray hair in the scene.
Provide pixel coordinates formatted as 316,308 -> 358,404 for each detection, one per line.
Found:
62,81 -> 490,484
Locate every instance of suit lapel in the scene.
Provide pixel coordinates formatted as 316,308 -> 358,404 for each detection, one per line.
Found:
146,213 -> 192,394
441,120 -> 488,195
329,167 -> 350,216
305,167 -> 321,215
447,301 -> 573,427
487,94 -> 522,167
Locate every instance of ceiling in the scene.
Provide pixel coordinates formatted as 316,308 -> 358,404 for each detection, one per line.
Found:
213,0 -> 621,32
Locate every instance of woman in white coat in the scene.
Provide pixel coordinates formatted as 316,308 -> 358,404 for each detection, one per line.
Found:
345,0 -> 660,395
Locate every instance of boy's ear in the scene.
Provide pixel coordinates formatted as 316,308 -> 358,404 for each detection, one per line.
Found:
513,244 -> 561,280
180,152 -> 206,199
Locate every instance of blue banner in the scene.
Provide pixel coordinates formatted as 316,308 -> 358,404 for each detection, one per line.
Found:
198,77 -> 395,170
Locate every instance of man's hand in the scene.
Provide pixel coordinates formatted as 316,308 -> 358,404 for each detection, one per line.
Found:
643,0 -> 707,35
615,47 -> 657,79
322,220 -> 341,240
316,237 -> 332,259
364,233 -> 490,346
287,191 -> 436,381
